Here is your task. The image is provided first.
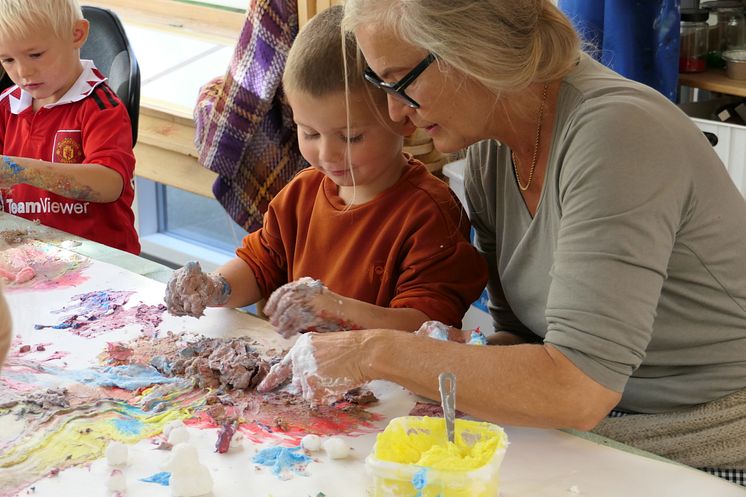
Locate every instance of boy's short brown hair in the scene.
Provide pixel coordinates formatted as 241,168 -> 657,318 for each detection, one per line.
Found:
283,5 -> 367,97
0,0 -> 83,42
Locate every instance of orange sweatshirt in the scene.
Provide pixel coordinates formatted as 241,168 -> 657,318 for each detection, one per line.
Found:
236,158 -> 487,327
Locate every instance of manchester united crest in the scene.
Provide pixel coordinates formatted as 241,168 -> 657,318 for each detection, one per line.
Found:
53,130 -> 83,163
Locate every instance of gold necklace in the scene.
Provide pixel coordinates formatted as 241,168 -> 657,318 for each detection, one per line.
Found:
512,83 -> 549,192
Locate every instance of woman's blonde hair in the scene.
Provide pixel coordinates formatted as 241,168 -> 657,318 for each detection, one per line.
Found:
341,0 -> 580,93
0,0 -> 83,42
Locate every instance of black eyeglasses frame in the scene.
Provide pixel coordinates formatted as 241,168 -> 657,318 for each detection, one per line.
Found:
363,53 -> 436,109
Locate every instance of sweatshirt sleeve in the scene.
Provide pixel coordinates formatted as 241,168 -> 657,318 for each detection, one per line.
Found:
389,185 -> 488,328
235,201 -> 289,299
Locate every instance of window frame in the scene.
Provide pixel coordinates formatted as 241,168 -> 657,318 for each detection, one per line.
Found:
85,0 -> 245,41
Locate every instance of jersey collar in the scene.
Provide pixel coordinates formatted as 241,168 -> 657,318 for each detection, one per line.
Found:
2,59 -> 107,114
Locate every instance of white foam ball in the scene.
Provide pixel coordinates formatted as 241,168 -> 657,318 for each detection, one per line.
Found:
301,434 -> 322,452
168,426 -> 190,446
105,441 -> 128,467
322,436 -> 351,459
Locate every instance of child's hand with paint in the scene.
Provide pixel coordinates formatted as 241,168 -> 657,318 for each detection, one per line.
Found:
415,321 -> 488,346
164,261 -> 231,317
264,277 -> 361,337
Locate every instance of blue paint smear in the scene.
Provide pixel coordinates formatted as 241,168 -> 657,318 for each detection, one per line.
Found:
111,417 -> 143,436
412,468 -> 428,497
252,445 -> 311,478
60,364 -> 181,390
34,322 -> 74,330
141,472 -> 171,486
468,330 -> 488,346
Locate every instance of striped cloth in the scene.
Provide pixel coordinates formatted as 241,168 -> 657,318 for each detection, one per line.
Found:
194,0 -> 307,232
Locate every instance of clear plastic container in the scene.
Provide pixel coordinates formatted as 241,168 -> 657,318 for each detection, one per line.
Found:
365,416 -> 509,497
680,9 -> 710,72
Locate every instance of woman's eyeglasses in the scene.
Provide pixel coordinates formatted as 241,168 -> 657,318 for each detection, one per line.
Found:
363,53 -> 436,109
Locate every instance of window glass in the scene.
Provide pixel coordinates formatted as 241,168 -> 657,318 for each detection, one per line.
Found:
161,186 -> 249,254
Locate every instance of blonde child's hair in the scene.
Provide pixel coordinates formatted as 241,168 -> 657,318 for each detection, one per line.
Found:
341,0 -> 580,94
283,5 -> 370,98
0,0 -> 84,42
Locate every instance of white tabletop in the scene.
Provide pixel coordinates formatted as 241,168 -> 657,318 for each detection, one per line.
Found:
1,217 -> 744,497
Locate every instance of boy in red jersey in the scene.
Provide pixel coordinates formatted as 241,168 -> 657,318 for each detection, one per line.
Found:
0,0 -> 139,254
164,6 -> 487,335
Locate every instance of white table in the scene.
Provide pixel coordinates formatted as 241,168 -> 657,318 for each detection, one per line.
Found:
1,214 -> 744,497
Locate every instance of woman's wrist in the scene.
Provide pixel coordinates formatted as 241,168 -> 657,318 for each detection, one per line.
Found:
357,329 -> 380,381
357,328 -> 406,381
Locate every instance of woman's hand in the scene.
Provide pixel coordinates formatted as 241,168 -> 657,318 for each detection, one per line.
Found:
256,331 -> 368,404
264,277 -> 360,337
164,261 -> 230,317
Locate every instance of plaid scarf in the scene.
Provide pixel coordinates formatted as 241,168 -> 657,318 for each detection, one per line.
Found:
194,0 -> 306,232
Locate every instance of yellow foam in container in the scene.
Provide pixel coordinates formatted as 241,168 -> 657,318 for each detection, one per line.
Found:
366,416 -> 509,497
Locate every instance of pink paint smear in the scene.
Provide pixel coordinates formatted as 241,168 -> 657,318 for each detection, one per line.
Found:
0,242 -> 90,292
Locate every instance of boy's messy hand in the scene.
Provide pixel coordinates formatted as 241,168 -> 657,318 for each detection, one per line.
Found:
264,277 -> 360,338
164,261 -> 230,317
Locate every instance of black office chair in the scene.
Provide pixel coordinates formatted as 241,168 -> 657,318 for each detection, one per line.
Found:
0,70 -> 11,92
81,6 -> 141,146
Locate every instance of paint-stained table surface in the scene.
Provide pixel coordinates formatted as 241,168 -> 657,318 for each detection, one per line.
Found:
1,213 -> 745,497
0,212 -> 173,283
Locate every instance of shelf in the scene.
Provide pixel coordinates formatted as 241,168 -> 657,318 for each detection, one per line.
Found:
679,69 -> 746,98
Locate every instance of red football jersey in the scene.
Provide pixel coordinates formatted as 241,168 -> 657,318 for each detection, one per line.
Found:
0,60 -> 139,254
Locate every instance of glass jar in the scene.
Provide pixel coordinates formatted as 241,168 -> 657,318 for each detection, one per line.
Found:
715,6 -> 746,52
680,9 -> 710,73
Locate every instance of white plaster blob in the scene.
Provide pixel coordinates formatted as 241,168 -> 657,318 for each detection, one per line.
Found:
286,333 -> 319,401
300,434 -> 322,452
168,426 -> 190,446
105,441 -> 128,467
106,469 -> 126,493
165,444 -> 213,497
323,436 -> 351,459
164,420 -> 185,437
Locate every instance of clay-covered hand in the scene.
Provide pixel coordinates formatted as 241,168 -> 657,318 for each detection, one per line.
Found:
415,320 -> 487,345
264,277 -> 359,338
164,261 -> 230,317
256,332 -> 367,404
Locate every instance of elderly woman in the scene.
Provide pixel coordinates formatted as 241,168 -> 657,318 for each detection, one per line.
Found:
259,0 -> 746,481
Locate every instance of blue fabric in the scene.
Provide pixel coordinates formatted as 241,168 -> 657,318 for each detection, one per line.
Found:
558,0 -> 681,101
